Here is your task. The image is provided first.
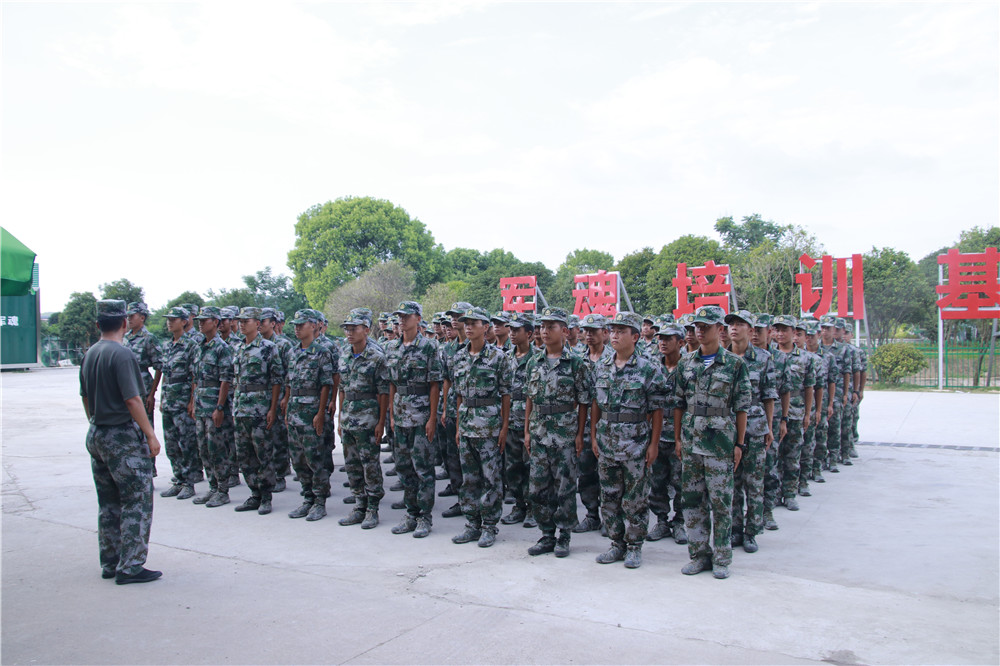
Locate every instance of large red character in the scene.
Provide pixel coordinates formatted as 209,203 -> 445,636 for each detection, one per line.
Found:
672,261 -> 731,318
499,275 -> 537,313
796,253 -> 865,318
572,270 -> 618,317
936,248 -> 1000,319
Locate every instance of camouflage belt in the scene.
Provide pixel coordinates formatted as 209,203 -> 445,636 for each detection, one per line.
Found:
688,405 -> 731,417
786,389 -> 803,398
534,403 -> 574,415
603,412 -> 646,424
463,397 -> 498,407
200,380 -> 222,388
395,385 -> 429,396
165,376 -> 190,385
289,388 -> 319,397
510,389 -> 525,401
238,383 -> 269,392
345,391 -> 376,401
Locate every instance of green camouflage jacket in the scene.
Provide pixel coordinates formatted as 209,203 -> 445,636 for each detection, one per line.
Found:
184,328 -> 206,345
160,334 -> 198,412
339,338 -> 389,431
232,335 -> 282,419
675,347 -> 752,458
124,326 -> 161,396
728,344 -> 777,437
386,333 -> 443,428
775,346 -> 816,421
821,341 -> 850,403
440,338 -> 466,418
508,345 -> 540,425
525,346 -> 592,438
593,349 -> 668,460
658,359 -> 681,444
285,340 -> 336,428
193,335 -> 234,418
453,343 -> 513,439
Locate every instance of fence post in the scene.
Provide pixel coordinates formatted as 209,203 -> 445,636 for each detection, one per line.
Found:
938,264 -> 944,390
987,318 -> 998,387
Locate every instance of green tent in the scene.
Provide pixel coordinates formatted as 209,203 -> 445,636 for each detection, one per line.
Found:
1,227 -> 36,296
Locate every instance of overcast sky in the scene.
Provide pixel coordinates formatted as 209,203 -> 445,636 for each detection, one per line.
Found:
3,2 -> 997,312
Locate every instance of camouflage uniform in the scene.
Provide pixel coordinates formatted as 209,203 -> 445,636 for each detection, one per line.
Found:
811,337 -> 837,477
193,326 -> 235,495
798,323 -> 826,493
851,344 -> 867,451
123,306 -> 161,428
821,315 -> 851,468
285,336 -> 336,506
311,325 -> 340,474
160,314 -> 200,487
262,310 -> 294,483
577,318 -> 614,528
438,337 -> 465,493
505,334 -> 538,516
219,306 -> 242,481
773,331 -> 816,502
340,337 -> 389,510
650,329 -> 685,536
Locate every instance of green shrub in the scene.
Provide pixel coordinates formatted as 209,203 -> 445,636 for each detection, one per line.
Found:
871,343 -> 926,384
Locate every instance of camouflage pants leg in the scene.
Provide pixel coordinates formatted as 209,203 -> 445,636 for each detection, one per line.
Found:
162,409 -> 199,485
343,428 -> 384,508
598,455 -> 650,546
763,444 -> 781,510
441,418 -> 462,491
852,400 -> 861,445
577,445 -> 601,521
813,413 -> 829,475
394,425 -> 435,519
221,409 -> 238,481
780,419 -> 804,499
648,446 -> 672,522
235,416 -> 276,495
504,421 -> 529,509
528,442 -> 578,534
86,423 -> 154,576
666,448 -> 684,528
733,436 -> 766,536
323,416 -> 336,474
270,415 -> 290,479
840,401 -> 854,458
800,422 -> 815,490
827,401 -> 842,464
195,416 -> 230,492
288,424 -> 329,503
682,452 -> 734,567
342,426 -> 362,501
459,436 -> 503,528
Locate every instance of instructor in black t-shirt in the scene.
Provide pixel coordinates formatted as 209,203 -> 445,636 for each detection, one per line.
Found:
79,299 -> 163,584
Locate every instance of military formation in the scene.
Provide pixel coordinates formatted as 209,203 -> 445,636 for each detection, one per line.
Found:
123,297 -> 867,578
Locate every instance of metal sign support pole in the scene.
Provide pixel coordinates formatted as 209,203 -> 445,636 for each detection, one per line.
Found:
938,264 -> 945,390
617,274 -> 634,313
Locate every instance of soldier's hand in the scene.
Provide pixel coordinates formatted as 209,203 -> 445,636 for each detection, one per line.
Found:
212,410 -> 223,428
145,393 -> 155,413
574,434 -> 583,455
779,421 -> 787,441
374,423 -> 384,444
498,429 -> 507,453
645,441 -> 659,468
734,445 -> 743,468
266,409 -> 276,430
313,412 -> 324,436
439,413 -> 446,427
524,433 -> 531,455
147,434 -> 161,458
674,440 -> 682,459
425,417 -> 436,442
764,430 -> 774,450
828,404 -> 834,419
592,439 -> 599,457
187,403 -> 195,419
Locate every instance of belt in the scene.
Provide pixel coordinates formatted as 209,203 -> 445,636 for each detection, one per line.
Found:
511,389 -> 525,401
603,412 -> 646,424
463,397 -> 498,407
534,403 -> 574,415
289,388 -> 319,397
395,385 -> 429,396
238,383 -> 269,392
688,405 -> 731,417
345,391 -> 376,402
200,380 -> 221,388
786,389 -> 803,398
165,376 -> 189,385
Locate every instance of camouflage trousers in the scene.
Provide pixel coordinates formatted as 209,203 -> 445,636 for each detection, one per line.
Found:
269,414 -> 290,479
598,455 -> 650,546
86,423 -> 154,576
323,414 -> 336,474
577,422 -> 600,520
800,420 -> 816,490
459,436 -> 503,528
504,420 -> 529,509
764,444 -> 781,511
235,416 -> 276,497
649,443 -> 683,527
195,415 -> 232,493
840,400 -> 855,457
852,399 -> 861,446
826,400 -> 843,464
779,419 -> 805,499
681,452 -> 734,567
288,424 -> 331,503
439,417 -> 462,491
220,405 -> 239,480
732,435 -> 767,536
342,428 -> 384,509
161,409 -> 200,485
528,441 -> 579,534
812,412 -> 829,475
394,425 -> 435,519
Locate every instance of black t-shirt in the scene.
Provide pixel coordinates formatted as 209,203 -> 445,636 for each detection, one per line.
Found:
79,340 -> 144,426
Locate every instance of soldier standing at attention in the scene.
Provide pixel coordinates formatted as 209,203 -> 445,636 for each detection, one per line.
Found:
805,320 -> 835,485
218,306 -> 242,488
232,307 -> 282,515
501,315 -> 537,527
771,315 -> 815,512
311,311 -> 340,478
818,315 -> 849,473
523,307 -> 593,558
189,307 -> 235,507
795,319 -> 825,499
491,311 -> 513,352
638,315 -> 657,356
681,316 -> 699,355
282,309 -> 336,522
337,308 -> 389,529
124,302 -> 162,432
591,312 -> 666,569
449,307 -> 512,547
438,302 -> 474,517
159,307 -> 200,500
837,320 -> 863,464
573,313 -> 612,535
181,304 -> 206,345
648,324 -> 687,545
80,299 -> 162,584
674,305 -> 751,579
260,308 -> 293,493
386,301 -> 443,538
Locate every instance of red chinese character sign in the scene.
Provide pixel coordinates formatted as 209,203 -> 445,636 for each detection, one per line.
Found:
672,261 -> 733,318
796,253 -> 865,318
499,275 -> 539,313
936,248 -> 1000,319
572,270 -> 620,317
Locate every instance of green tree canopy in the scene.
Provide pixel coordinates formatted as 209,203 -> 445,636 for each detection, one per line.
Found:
615,247 -> 657,314
58,291 -> 99,350
549,249 -> 616,310
645,235 -> 727,315
731,226 -> 821,315
99,278 -> 144,305
288,196 -> 447,307
324,260 -> 416,331
715,214 -> 789,253
863,247 -> 936,345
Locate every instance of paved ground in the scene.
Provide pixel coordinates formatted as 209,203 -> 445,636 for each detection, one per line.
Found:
2,367 -> 998,665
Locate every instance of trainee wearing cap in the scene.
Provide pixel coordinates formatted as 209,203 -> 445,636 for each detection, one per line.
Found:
260,307 -> 279,321
182,303 -> 200,317
819,314 -> 837,328
237,306 -> 262,320
165,306 -> 190,320
581,313 -> 607,330
725,309 -> 756,327
491,311 -> 512,325
291,309 -> 319,325
610,311 -> 642,332
656,324 -> 686,338
538,307 -> 569,324
446,302 -> 473,317
97,299 -> 127,318
195,306 -> 222,320
220,306 -> 239,319
125,301 -> 149,316
460,306 -> 491,324
393,301 -> 423,317
341,308 -> 371,327
772,314 -> 798,328
692,306 -> 726,325
754,313 -> 774,328
567,314 -> 580,329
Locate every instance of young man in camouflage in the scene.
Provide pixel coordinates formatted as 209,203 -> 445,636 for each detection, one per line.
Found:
448,307 -> 513,547
500,314 -> 537,527
337,308 -> 389,529
310,311 -> 340,478
124,302 -> 162,432
805,319 -> 836,485
232,307 -> 283,515
80,299 -> 163,584
218,306 -> 242,487
674,305 -> 751,579
181,304 -> 206,345
819,314 -> 851,473
795,319 -> 825,498
591,311 -> 667,568
189,307 -> 235,507
438,302 -> 474,518
259,308 -> 293,493
159,307 -> 200,500
282,309 -> 336,522
725,310 -> 776,553
837,320 -> 864,463
573,312 -> 612,534
648,323 -> 687,545
523,307 -> 593,558
771,315 -> 815,512
491,311 -> 513,352
386,301 -> 443,538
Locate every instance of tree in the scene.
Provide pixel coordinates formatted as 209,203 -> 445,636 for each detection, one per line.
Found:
206,267 -> 308,317
459,254 -> 555,313
99,278 -> 145,305
58,291 -> 99,351
421,281 -> 469,317
148,291 -> 205,336
715,214 -> 789,253
862,247 -> 936,345
615,247 -> 657,314
324,260 -> 416,330
549,249 -> 616,310
288,196 -> 447,307
644,236 -> 727,315
730,226 -> 822,315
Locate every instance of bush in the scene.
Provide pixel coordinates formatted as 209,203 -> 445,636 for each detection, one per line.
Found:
871,343 -> 926,384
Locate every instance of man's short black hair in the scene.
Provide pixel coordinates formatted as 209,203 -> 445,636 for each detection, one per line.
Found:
98,316 -> 126,333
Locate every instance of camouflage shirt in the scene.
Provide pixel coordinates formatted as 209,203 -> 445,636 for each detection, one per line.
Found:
525,346 -> 592,435
658,358 -> 681,444
675,347 -> 752,458
440,339 -> 467,418
775,346 -> 816,421
160,334 -> 198,412
184,328 -> 206,345
593,349 -> 668,460
452,343 -> 513,439
285,340 -> 336,428
193,335 -> 234,418
386,332 -> 443,428
339,338 -> 390,431
728,344 -> 777,437
123,326 -> 161,396
232,335 -> 282,419
508,345 -> 540,424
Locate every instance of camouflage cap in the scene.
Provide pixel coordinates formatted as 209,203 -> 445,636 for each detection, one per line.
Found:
445,301 -> 473,317
642,314 -> 656,324
276,310 -> 286,322
165,306 -> 190,320
393,301 -> 422,317
313,309 -> 328,323
652,316 -> 669,330
581,313 -> 607,330
724,309 -> 756,327
772,314 -> 798,328
567,314 -> 580,329
220,306 -> 239,319
260,307 -> 279,321
692,305 -> 726,325
538,306 -> 569,324
195,306 -> 222,320
755,313 -> 774,328
460,306 -> 491,323
795,316 -> 812,331
803,320 -> 821,335
181,303 -> 200,317
491,311 -> 512,325
290,309 -> 318,325
389,314 -> 400,326
237,306 -> 262,320
508,314 -> 528,329
835,317 -> 848,330
657,324 -> 686,338
125,301 -> 149,316
609,311 -> 642,332
378,312 -> 390,322
97,299 -> 127,318
659,313 -> 676,324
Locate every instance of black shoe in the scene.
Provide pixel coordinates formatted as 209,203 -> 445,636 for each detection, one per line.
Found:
441,503 -> 463,518
338,507 -> 366,526
572,515 -> 601,533
437,483 -> 457,497
523,515 -> 538,529
175,485 -> 195,500
235,497 -> 261,512
273,477 -> 286,493
501,506 -> 526,525
192,491 -> 215,505
288,502 -> 313,519
391,500 -> 406,510
160,484 -> 183,498
528,535 -> 556,556
229,474 -> 241,487
389,481 -> 404,492
743,534 -> 759,553
452,525 -> 482,544
101,568 -> 116,579
343,495 -> 357,504
257,500 -> 272,515
554,530 -> 571,558
731,531 -> 744,548
503,493 -> 515,505
115,568 -> 162,585
385,467 -> 398,477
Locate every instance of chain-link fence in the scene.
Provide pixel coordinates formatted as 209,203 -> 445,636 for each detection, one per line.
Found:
864,341 -> 999,388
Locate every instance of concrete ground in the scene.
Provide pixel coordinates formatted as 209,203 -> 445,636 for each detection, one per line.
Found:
2,367 -> 998,665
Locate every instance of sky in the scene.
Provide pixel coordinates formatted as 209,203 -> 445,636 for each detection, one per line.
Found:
2,1 -> 997,313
